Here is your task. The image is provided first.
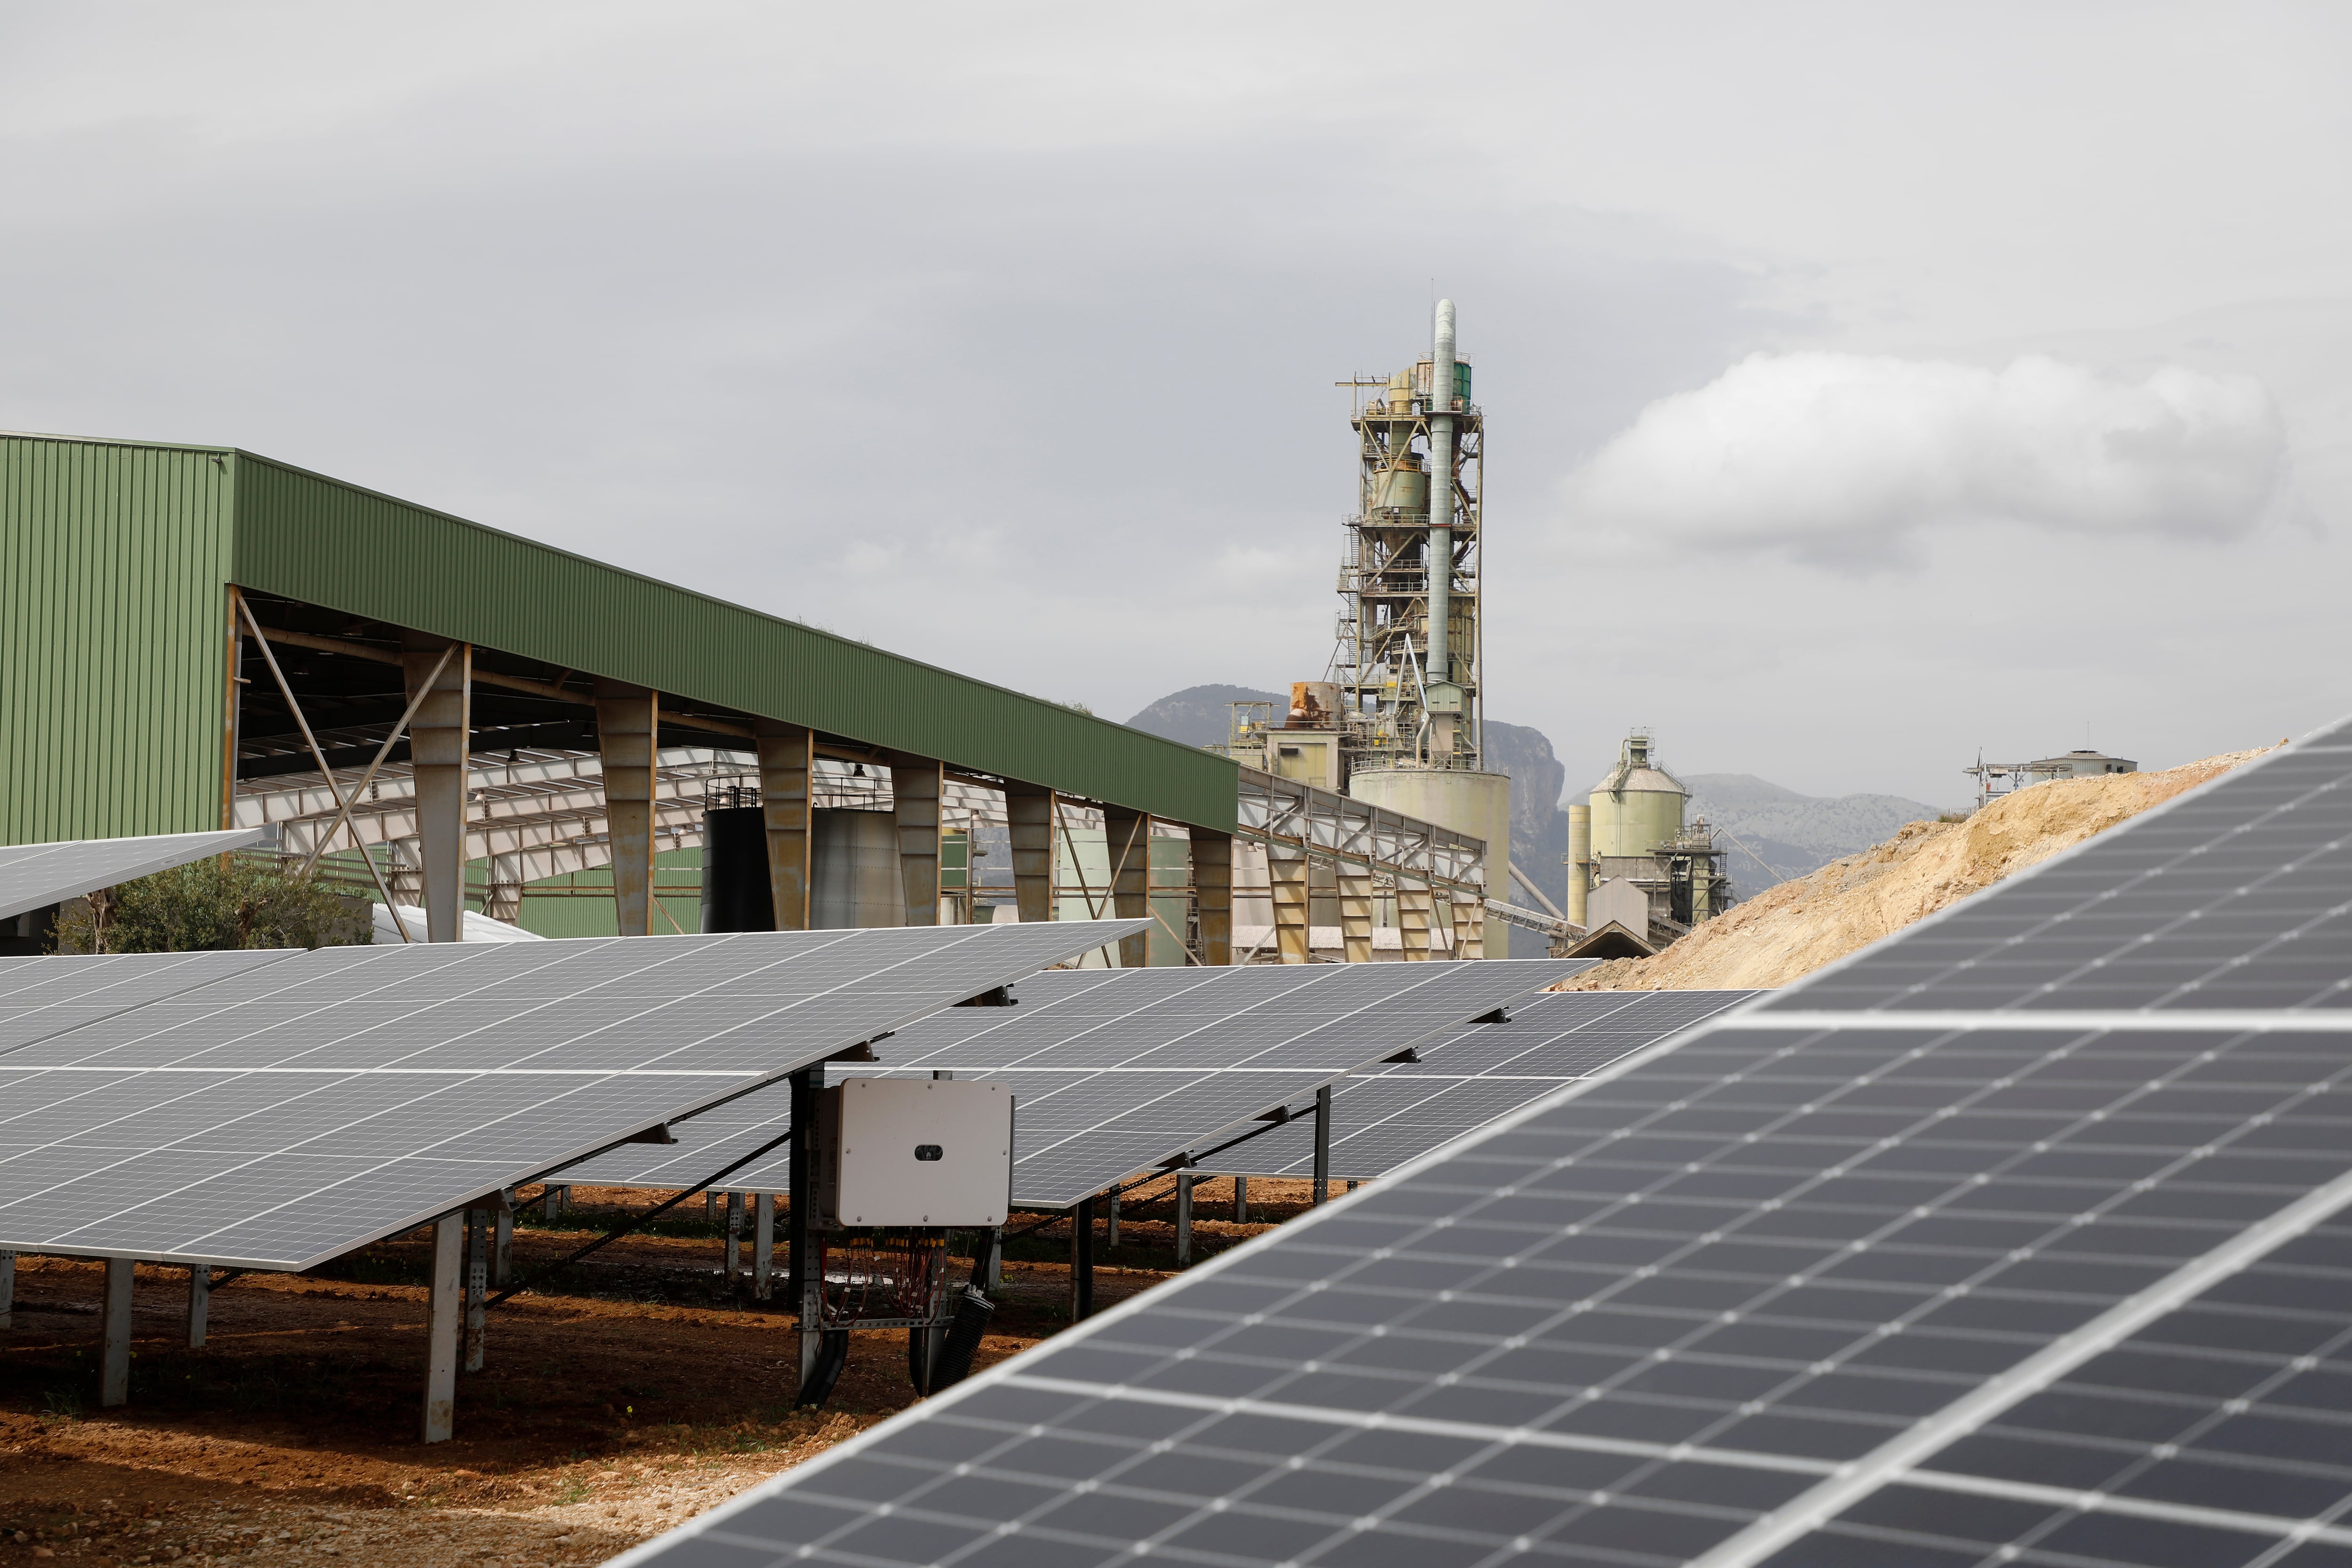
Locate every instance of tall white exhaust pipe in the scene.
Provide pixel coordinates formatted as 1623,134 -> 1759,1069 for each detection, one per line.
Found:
1426,298 -> 1456,741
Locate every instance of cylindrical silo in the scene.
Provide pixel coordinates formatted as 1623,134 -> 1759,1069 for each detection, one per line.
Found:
810,809 -> 905,928
1347,767 -> 1511,952
1565,804 -> 1591,926
1587,734 -> 1687,860
699,805 -> 776,932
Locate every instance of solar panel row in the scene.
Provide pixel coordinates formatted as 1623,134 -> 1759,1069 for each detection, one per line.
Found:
0,922 -> 1142,1271
0,828 -> 267,922
610,720 -> 2352,1568
564,959 -> 1591,1209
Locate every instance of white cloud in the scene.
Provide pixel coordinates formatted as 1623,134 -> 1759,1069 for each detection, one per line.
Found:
1564,352 -> 2292,563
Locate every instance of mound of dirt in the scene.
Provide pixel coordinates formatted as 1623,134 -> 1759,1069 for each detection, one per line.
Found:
1558,744 -> 2280,993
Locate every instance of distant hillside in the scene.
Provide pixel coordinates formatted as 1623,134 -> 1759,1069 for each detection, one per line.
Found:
1124,685 -> 1282,748
1683,772 -> 1959,890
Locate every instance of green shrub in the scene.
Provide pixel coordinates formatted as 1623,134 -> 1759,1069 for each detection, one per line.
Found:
55,859 -> 373,953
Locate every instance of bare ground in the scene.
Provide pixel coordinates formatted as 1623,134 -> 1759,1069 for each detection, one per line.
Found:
0,1178 -> 1319,1566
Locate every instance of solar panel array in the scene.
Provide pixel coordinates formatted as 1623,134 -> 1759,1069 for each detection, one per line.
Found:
0,950 -> 299,1056
0,922 -> 1139,1271
0,828 -> 267,921
1196,988 -> 1759,1182
612,722 -> 2352,1568
564,959 -> 1589,1209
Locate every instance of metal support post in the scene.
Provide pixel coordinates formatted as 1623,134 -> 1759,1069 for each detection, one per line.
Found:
593,678 -> 660,937
543,1185 -> 564,1222
985,1226 -> 1002,1291
754,1192 -> 775,1301
1103,808 -> 1152,967
494,1193 -> 514,1286
1312,1085 -> 1332,1204
400,636 -> 473,942
726,1190 -> 744,1287
1174,1176 -> 1193,1265
186,1265 -> 210,1349
1233,1175 -> 1249,1224
893,756 -> 944,926
1190,828 -> 1233,965
0,1250 -> 13,1329
1338,862 -> 1374,964
1398,877 -> 1435,961
1106,1189 -> 1120,1248
788,1068 -> 821,1386
464,1208 -> 488,1373
1069,1198 -> 1095,1321
1009,789 -> 1056,924
100,1258 -> 134,1408
1268,844 -> 1311,964
423,1214 -> 461,1443
757,721 -> 815,931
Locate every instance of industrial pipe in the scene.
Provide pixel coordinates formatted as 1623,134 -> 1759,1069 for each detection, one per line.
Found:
1426,299 -> 1456,701
1566,804 -> 1591,927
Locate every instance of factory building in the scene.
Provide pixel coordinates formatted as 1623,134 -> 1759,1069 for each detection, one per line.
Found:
1,430 -> 1488,963
1563,731 -> 1732,954
1240,300 -> 1513,956
1964,748 -> 2138,812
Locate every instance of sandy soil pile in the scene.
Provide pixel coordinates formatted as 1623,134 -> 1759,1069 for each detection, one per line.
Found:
1559,744 -> 2279,993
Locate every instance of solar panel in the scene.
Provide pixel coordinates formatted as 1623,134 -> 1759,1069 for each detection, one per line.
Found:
1757,723 -> 2352,1015
1195,989 -> 1759,1182
609,721 -> 2352,1568
0,921 -> 1140,1270
0,829 -> 267,921
0,949 -> 302,1057
564,960 -> 1589,1209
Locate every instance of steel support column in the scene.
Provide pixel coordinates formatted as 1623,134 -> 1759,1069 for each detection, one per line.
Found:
100,1258 -> 134,1408
187,1265 -> 210,1349
1398,877 -> 1435,961
464,1208 -> 488,1373
1070,1197 -> 1095,1321
893,757 -> 944,927
1454,889 -> 1486,960
757,721 -> 814,931
1338,862 -> 1374,964
754,1192 -> 775,1301
423,1214 -> 461,1443
1268,844 -> 1311,964
1233,1175 -> 1249,1223
1009,789 -> 1056,924
788,1068 -> 820,1385
1191,828 -> 1232,965
400,636 -> 473,942
1103,808 -> 1152,967
726,1190 -> 745,1288
1174,1175 -> 1193,1265
1312,1084 -> 1333,1204
594,679 -> 660,937
0,1250 -> 12,1329
494,1192 -> 514,1286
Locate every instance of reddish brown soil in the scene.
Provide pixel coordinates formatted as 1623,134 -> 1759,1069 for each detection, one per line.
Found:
0,1179 -> 1324,1565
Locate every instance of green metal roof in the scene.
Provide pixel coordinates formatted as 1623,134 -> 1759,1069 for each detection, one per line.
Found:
2,431 -> 1237,843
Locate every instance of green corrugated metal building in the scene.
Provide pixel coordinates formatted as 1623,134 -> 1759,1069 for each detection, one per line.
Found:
1,431 -> 1237,844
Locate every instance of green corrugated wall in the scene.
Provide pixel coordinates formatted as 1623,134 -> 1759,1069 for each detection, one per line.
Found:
3,434 -> 1238,843
1,436 -> 235,841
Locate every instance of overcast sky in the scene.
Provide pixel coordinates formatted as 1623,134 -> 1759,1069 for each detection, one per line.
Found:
4,3 -> 2347,806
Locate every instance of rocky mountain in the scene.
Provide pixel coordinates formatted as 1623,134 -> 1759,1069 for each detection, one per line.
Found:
1682,772 -> 1959,890
1124,685 -> 1282,749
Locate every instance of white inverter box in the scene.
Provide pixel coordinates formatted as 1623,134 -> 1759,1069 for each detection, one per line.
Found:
814,1078 -> 1014,1228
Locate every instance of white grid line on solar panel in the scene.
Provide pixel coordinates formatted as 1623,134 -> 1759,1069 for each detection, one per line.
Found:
1196,990 -> 1761,1180
1755,717 -> 2352,1017
0,949 -> 303,1057
607,1013 -> 2352,1568
0,829 -> 267,921
1753,1217 -> 2352,1566
561,961 -> 1590,1202
0,923 -> 1137,1268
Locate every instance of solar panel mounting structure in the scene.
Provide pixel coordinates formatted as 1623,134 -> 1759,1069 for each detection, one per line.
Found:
0,919 -> 1141,1438
609,717 -> 2352,1568
0,828 -> 267,923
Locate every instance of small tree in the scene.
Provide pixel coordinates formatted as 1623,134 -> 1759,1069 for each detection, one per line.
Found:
54,859 -> 373,954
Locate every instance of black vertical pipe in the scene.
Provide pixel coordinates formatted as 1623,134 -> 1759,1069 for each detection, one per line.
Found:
701,805 -> 776,932
1072,1196 -> 1095,1321
1312,1084 -> 1332,1204
787,1067 -> 815,1357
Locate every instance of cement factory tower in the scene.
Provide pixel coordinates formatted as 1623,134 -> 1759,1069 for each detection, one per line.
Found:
1315,300 -> 1512,922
